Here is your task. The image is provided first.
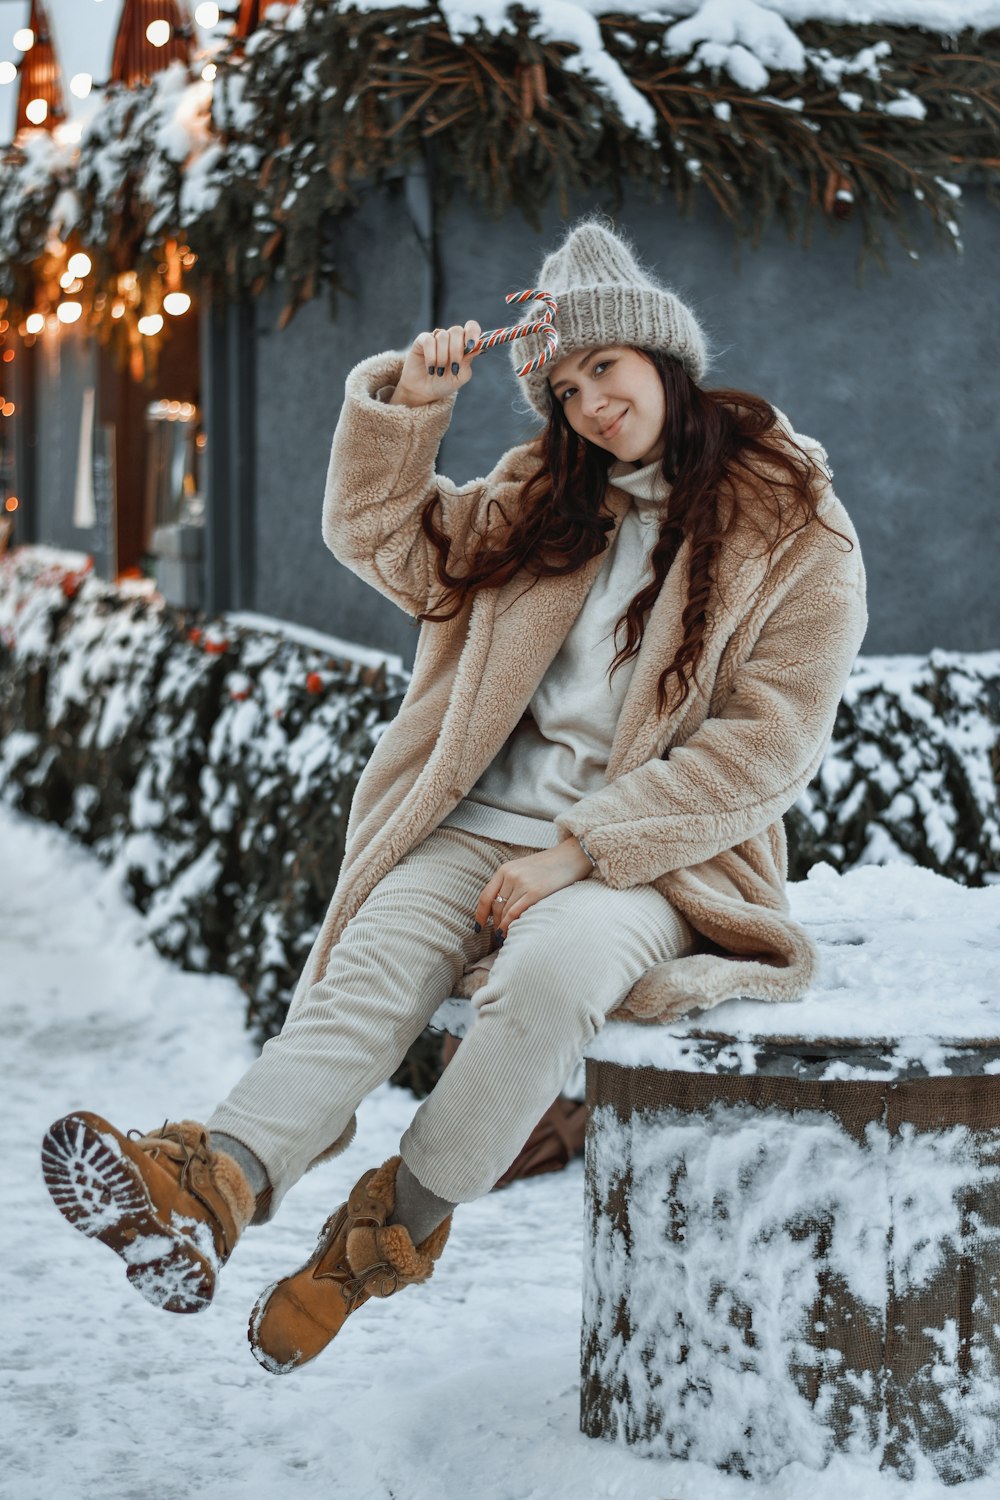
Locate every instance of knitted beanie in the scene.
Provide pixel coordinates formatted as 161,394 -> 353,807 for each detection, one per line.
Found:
510,215 -> 709,420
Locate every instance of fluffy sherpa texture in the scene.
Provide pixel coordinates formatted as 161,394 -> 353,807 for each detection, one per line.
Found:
155,1119 -> 256,1236
345,1156 -> 452,1288
141,1116 -> 257,1242
309,348 -> 867,1071
509,215 -> 710,419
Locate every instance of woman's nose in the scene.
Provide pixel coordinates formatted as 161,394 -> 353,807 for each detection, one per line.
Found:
581,388 -> 606,418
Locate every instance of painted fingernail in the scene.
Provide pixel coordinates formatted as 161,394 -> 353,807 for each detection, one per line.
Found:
465,339 -> 475,354
437,365 -> 445,376
451,361 -> 459,376
497,931 -> 505,947
474,921 -> 481,933
427,364 -> 435,375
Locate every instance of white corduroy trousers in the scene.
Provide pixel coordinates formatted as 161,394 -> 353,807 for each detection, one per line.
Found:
207,825 -> 695,1210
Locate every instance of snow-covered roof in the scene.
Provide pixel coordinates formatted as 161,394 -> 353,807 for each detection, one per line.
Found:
3,0 -> 998,148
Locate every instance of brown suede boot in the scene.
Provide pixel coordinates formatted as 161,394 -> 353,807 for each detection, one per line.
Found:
41,1111 -> 255,1314
248,1154 -> 451,1374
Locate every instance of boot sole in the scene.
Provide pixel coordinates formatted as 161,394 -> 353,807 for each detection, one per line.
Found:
41,1113 -> 217,1314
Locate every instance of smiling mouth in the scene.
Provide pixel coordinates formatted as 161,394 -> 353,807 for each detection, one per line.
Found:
599,412 -> 626,439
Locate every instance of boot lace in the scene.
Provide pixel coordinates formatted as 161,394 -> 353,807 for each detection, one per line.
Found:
339,1224 -> 399,1308
127,1121 -> 211,1191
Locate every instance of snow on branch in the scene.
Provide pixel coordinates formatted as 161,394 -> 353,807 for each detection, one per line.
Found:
0,2 -> 998,343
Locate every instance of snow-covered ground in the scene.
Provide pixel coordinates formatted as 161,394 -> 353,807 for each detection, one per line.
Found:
2,800 -> 997,1500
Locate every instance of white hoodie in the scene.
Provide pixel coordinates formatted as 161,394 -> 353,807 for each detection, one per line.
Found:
440,457 -> 677,847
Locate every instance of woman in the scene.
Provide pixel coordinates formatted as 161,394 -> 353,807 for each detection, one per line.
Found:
42,217 -> 867,1374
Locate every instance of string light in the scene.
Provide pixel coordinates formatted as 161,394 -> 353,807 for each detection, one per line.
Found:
70,73 -> 93,100
201,62 -> 216,82
67,253 -> 92,278
195,2 -> 220,24
25,98 -> 48,124
13,28 -> 35,53
146,20 -> 172,48
110,302 -> 125,319
56,302 -> 83,324
138,313 -> 164,336
163,292 -> 191,316
4,497 -> 18,512
25,313 -> 45,335
0,62 -> 17,86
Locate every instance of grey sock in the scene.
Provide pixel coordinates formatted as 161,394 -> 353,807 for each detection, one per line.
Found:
389,1158 -> 456,1246
209,1131 -> 270,1200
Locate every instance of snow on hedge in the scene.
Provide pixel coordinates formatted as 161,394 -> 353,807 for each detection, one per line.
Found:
1,545 -> 997,1046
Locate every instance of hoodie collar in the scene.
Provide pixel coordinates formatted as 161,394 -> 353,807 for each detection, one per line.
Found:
607,456 -> 671,524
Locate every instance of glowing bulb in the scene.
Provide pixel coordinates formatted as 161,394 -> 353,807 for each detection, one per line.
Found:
163,292 -> 191,316
13,29 -> 34,52
2,350 -> 14,363
5,496 -> 18,512
0,62 -> 17,86
138,314 -> 164,336
25,313 -> 45,334
2,401 -> 15,416
146,20 -> 172,47
25,98 -> 48,125
195,2 -> 220,25
56,302 -> 83,324
201,62 -> 217,83
70,73 -> 93,100
54,121 -> 83,146
68,253 -> 92,278
111,302 -> 125,319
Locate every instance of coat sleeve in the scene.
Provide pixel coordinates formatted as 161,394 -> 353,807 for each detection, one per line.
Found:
552,528 -> 869,889
321,348 -> 503,618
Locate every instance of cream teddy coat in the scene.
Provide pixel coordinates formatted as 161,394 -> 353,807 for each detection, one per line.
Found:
288,348 -> 868,1031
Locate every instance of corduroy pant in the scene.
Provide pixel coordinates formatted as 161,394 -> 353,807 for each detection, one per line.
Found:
208,825 -> 695,1212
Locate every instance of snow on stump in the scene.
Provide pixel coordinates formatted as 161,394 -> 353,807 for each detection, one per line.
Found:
580,863 -> 1000,1485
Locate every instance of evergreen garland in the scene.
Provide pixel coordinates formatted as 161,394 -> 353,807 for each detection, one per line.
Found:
0,0 -> 997,344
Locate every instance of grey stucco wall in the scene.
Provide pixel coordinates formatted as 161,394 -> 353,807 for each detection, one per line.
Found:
252,181 -> 433,665
252,177 -> 998,666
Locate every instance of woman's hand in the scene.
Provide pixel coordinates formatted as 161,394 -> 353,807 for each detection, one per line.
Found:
474,838 -> 595,942
391,321 -> 483,408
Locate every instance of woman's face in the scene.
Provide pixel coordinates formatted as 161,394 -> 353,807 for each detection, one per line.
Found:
548,345 -> 666,466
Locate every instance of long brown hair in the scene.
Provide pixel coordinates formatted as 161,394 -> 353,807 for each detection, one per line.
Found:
417,350 -> 854,717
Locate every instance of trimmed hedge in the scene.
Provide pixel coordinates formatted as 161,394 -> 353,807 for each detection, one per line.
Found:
2,546 -> 997,1070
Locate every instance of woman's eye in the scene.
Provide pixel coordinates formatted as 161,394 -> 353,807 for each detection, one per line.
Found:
559,360 -> 612,402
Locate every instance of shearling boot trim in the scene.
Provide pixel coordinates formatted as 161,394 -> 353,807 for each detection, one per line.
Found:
415,1215 -> 451,1262
139,1119 -> 255,1249
346,1153 -> 400,1222
207,1146 -> 255,1235
345,1212 -> 451,1292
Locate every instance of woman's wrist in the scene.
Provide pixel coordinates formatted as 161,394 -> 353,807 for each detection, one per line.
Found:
575,834 -> 598,874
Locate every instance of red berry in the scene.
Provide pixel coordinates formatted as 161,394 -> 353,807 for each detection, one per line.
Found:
305,672 -> 323,694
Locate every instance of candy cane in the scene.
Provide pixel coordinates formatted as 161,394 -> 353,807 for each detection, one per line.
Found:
469,289 -> 559,376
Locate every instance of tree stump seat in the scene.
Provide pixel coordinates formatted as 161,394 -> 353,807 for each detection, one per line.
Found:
577,864 -> 1000,1486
